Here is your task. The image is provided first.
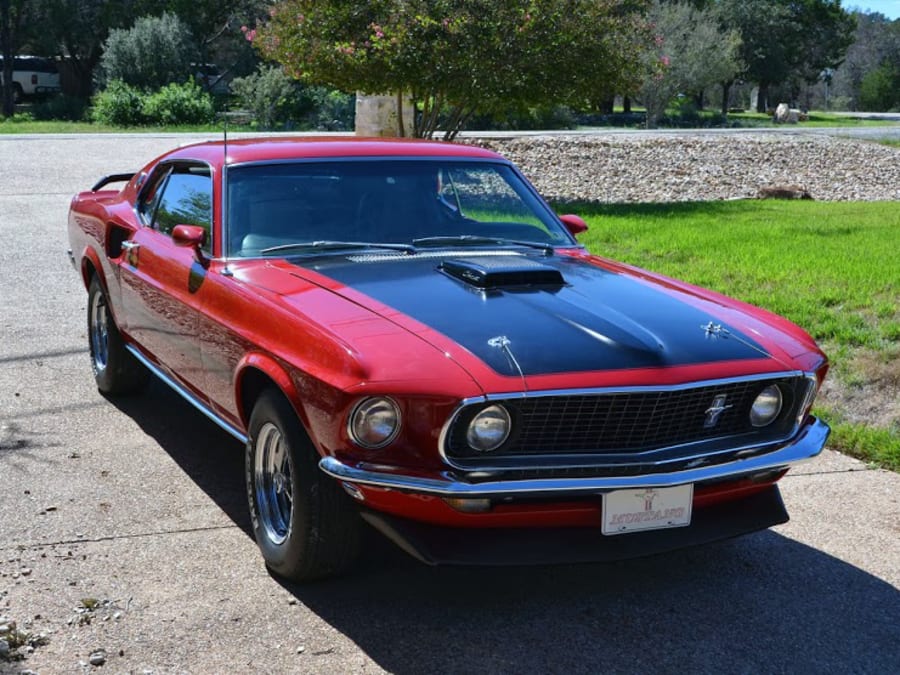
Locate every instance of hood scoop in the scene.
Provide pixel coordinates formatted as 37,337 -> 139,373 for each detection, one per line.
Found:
440,256 -> 565,289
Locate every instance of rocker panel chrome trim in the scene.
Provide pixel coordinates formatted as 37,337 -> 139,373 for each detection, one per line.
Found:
125,345 -> 249,444
320,417 -> 829,498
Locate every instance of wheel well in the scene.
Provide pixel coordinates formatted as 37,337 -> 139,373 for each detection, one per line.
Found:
81,258 -> 98,290
239,367 -> 318,448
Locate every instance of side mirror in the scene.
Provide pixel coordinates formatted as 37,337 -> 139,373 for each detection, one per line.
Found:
172,224 -> 209,265
558,214 -> 588,238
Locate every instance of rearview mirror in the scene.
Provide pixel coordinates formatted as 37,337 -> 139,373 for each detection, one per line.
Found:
558,214 -> 588,237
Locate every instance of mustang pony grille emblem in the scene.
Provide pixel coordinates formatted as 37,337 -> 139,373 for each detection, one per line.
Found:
703,394 -> 733,428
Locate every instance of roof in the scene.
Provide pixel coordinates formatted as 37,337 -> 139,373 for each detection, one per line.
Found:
164,136 -> 504,166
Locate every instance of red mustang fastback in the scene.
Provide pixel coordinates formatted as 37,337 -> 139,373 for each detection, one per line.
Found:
68,138 -> 829,580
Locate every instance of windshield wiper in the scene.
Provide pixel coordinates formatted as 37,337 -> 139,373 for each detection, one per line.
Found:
259,240 -> 415,255
411,235 -> 554,254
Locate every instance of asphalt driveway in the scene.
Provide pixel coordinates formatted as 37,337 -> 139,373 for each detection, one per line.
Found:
1,133 -> 898,673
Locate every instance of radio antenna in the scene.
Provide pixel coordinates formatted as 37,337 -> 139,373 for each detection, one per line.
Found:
223,109 -> 228,163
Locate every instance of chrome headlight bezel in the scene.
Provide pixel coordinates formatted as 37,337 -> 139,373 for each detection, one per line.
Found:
348,396 -> 401,449
466,404 -> 512,452
750,385 -> 784,427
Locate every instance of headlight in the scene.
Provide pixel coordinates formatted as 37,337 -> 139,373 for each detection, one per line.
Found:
750,385 -> 783,427
348,397 -> 401,448
466,405 -> 511,452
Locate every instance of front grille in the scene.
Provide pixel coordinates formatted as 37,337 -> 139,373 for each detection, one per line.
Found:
444,375 -> 811,466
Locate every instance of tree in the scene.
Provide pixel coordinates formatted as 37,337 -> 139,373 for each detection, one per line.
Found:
98,13 -> 197,90
0,0 -> 40,116
831,12 -> 900,110
22,1 -> 138,98
254,0 -> 653,139
719,0 -> 855,112
638,1 -> 742,127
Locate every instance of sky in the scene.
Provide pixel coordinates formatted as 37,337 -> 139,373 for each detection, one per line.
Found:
849,1 -> 900,18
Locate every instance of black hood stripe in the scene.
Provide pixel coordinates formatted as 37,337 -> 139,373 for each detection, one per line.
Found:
295,253 -> 768,377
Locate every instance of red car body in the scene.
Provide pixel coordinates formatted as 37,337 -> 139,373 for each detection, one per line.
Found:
68,138 -> 829,579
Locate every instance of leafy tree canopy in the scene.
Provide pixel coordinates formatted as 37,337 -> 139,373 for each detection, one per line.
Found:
255,0 -> 653,138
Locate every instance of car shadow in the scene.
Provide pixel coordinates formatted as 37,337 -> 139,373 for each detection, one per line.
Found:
111,379 -> 900,674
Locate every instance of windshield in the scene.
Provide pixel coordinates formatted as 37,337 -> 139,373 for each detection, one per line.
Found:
226,160 -> 573,257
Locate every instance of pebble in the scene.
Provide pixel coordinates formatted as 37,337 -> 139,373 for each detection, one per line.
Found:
0,639 -> 9,657
471,135 -> 900,203
89,649 -> 107,666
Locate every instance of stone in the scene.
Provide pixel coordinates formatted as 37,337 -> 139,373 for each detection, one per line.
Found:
774,103 -> 790,123
89,649 -> 107,666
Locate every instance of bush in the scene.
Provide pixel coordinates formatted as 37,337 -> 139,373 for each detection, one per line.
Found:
142,80 -> 215,125
306,88 -> 355,130
32,95 -> 88,121
99,13 -> 196,90
231,65 -> 304,129
91,80 -> 145,126
859,64 -> 900,112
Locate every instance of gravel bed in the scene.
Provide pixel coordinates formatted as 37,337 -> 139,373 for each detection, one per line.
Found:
470,134 -> 900,203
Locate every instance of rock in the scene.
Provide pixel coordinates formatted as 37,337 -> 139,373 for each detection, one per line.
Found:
0,639 -> 9,657
758,185 -> 813,200
466,135 -> 900,203
774,103 -> 790,122
89,649 -> 107,666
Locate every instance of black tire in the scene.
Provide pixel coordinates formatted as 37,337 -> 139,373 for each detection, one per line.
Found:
246,389 -> 361,581
87,276 -> 148,394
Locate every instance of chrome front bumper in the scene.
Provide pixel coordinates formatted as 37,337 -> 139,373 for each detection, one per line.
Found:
319,417 -> 830,498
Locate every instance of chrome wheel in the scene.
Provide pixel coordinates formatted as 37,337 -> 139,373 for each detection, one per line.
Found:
90,290 -> 110,373
254,422 -> 293,545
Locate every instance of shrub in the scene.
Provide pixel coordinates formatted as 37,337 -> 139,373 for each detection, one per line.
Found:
91,80 -> 145,126
99,13 -> 196,90
859,64 -> 900,112
142,80 -> 215,125
32,95 -> 88,121
306,87 -> 355,130
231,64 -> 304,129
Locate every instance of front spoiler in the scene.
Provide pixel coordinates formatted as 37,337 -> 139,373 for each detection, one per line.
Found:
319,417 -> 829,498
361,485 -> 789,566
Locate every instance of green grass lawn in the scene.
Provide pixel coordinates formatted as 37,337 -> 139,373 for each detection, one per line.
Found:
564,199 -> 900,470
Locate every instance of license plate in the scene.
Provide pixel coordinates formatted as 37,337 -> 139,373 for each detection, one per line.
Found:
602,484 -> 693,535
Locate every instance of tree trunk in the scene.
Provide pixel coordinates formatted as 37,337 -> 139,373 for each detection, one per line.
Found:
721,81 -> 732,116
756,82 -> 769,113
623,96 -> 631,114
694,90 -> 704,110
1,0 -> 14,117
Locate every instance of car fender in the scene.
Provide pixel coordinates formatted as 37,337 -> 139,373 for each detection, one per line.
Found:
234,352 -> 307,431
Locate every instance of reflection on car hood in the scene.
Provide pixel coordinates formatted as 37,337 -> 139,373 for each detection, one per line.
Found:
289,251 -> 778,378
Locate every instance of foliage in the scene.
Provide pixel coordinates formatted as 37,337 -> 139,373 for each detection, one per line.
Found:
141,80 -> 216,125
254,0 -> 653,139
719,0 -> 856,111
859,63 -> 900,111
98,13 -> 196,90
92,79 -> 215,126
31,94 -> 88,121
90,79 -> 145,126
231,64 -> 304,129
830,11 -> 900,111
638,1 -> 742,128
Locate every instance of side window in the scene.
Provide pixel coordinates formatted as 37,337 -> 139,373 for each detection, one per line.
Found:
152,165 -> 213,251
137,166 -> 172,226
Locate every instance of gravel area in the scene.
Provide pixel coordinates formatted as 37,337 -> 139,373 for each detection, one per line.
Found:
471,134 -> 900,202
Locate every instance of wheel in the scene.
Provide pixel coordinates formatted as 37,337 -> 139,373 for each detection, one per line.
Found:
87,276 -> 148,394
246,389 -> 361,581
